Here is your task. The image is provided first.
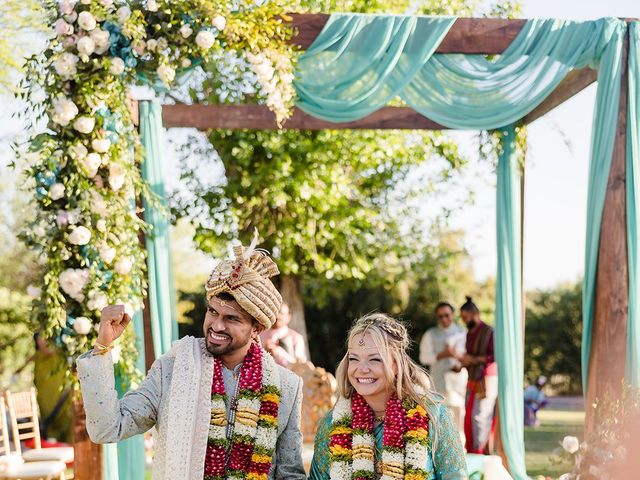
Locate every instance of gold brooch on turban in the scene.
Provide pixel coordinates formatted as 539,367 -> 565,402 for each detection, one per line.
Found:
205,234 -> 282,329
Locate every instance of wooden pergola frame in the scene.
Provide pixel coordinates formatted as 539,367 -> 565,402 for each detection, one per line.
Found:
161,15 -> 600,129
108,14 -> 630,479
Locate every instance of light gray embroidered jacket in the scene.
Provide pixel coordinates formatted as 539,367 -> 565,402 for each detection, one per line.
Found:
76,336 -> 306,480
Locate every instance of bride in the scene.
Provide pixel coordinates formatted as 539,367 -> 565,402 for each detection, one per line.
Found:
309,312 -> 468,479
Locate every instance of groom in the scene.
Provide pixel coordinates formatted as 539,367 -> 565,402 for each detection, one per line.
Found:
77,238 -> 306,479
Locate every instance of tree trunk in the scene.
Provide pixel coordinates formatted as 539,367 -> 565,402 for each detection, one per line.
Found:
279,274 -> 309,354
72,391 -> 103,480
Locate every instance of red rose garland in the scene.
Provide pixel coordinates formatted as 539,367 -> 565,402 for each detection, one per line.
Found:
329,392 -> 430,480
204,342 -> 280,480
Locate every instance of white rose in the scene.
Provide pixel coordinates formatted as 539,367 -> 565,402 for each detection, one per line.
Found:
114,257 -> 133,275
49,183 -> 65,200
65,11 -> 78,23
56,210 -> 70,227
157,37 -> 168,50
87,291 -> 109,311
60,0 -> 76,15
55,19 -> 74,36
59,268 -> 90,301
68,142 -> 87,160
91,138 -> 110,153
67,208 -> 81,225
109,57 -> 125,75
558,474 -> 572,480
53,52 -> 79,78
181,58 -> 191,68
78,11 -> 96,31
27,285 -> 42,298
33,225 -> 46,237
79,152 -> 101,177
73,115 -> 95,134
73,316 -> 93,334
212,15 -> 226,31
101,0 -> 114,6
99,244 -> 116,264
96,219 -> 107,232
51,96 -> 78,126
108,163 -> 125,190
254,61 -> 274,82
561,436 -> 580,454
156,64 -> 175,85
116,6 -> 131,23
89,190 -> 108,216
146,0 -> 158,12
179,24 -> 193,38
69,225 -> 92,245
90,28 -> 110,54
77,36 -> 96,58
195,30 -> 215,50
146,39 -> 158,51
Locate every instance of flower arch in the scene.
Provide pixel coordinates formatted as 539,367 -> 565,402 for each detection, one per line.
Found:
20,0 -> 296,380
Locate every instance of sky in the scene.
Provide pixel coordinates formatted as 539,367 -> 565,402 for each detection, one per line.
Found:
2,0 -> 640,290
436,0 -> 640,289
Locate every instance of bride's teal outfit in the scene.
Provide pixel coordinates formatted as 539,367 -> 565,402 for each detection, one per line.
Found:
308,402 -> 468,479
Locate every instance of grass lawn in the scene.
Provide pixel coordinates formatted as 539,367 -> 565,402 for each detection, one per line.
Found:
525,409 -> 584,478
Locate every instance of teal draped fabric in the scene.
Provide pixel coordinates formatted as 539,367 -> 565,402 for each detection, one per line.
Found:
296,14 -> 455,121
495,126 -> 525,479
103,101 -> 178,480
113,312 -> 148,479
294,15 -> 631,479
627,22 -> 640,387
296,15 -> 624,129
103,444 -> 119,480
580,22 -> 625,391
140,100 -> 179,356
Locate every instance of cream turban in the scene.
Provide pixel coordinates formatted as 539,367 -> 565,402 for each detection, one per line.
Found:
205,236 -> 282,329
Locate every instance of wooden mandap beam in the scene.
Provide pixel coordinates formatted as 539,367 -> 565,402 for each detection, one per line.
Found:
523,67 -> 598,124
161,64 -> 597,131
162,104 -> 446,130
290,14 -> 526,53
158,16 -> 600,130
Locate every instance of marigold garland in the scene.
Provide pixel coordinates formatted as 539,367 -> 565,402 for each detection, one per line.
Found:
329,392 -> 430,480
204,341 -> 280,480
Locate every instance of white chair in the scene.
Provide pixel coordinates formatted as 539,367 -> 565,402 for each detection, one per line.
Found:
0,397 -> 66,480
5,389 -> 73,465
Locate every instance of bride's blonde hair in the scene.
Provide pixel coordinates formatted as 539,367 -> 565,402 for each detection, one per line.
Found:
335,312 -> 442,417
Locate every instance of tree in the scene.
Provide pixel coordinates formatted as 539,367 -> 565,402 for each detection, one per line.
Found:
0,0 -> 46,93
173,0 -> 521,345
524,282 -> 583,394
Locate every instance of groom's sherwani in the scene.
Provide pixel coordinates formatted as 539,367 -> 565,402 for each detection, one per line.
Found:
77,336 -> 305,479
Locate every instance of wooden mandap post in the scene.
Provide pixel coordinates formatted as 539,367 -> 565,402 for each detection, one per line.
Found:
586,26 -> 630,431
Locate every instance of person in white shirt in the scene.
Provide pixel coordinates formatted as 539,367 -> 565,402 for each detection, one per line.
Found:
419,302 -> 468,439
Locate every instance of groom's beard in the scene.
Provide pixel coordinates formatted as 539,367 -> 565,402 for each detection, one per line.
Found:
466,320 -> 477,330
205,328 -> 252,356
